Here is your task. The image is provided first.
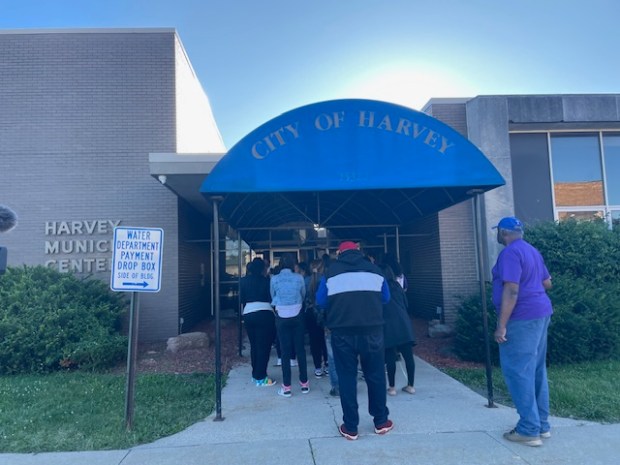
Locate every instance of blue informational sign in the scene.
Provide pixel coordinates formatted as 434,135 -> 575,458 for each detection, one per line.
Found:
110,227 -> 164,293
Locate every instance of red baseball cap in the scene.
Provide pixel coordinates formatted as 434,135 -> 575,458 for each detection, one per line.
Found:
337,241 -> 358,253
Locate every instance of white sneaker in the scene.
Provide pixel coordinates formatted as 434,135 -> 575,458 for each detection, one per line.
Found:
278,386 -> 292,398
290,359 -> 298,367
274,358 -> 282,367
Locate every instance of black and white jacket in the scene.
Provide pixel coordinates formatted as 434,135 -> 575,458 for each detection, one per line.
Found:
316,249 -> 390,333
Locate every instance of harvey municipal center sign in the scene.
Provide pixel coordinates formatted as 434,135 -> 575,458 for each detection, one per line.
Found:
110,227 -> 164,293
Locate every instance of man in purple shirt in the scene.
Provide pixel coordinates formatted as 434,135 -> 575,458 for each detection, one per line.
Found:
492,217 -> 553,447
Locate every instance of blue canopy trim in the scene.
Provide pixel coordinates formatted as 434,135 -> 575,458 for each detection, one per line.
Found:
201,99 -> 504,244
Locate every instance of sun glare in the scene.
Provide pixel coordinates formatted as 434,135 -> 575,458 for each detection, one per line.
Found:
343,66 -> 476,110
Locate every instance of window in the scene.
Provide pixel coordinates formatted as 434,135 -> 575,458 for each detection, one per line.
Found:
557,210 -> 604,221
545,131 -> 620,229
550,134 -> 604,206
603,134 -> 620,205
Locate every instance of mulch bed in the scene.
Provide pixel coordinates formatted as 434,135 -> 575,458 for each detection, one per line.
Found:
127,317 -> 483,375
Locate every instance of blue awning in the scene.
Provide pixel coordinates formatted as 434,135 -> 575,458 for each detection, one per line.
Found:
201,99 -> 504,244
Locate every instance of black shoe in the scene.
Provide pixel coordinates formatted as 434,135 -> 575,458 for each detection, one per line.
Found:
329,387 -> 340,397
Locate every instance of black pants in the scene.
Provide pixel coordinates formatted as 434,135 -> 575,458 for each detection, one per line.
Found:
273,325 -> 296,360
305,309 -> 328,369
385,343 -> 415,387
276,313 -> 307,386
244,310 -> 276,380
332,329 -> 389,432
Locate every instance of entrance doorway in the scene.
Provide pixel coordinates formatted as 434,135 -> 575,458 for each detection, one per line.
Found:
269,249 -> 299,269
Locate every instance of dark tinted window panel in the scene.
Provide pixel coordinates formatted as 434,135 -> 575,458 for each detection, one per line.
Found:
603,134 -> 620,205
509,134 -> 554,223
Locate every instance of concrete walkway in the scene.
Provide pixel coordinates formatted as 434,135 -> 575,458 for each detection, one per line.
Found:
2,352 -> 617,465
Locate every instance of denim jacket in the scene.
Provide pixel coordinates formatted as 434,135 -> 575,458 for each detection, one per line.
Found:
270,269 -> 306,307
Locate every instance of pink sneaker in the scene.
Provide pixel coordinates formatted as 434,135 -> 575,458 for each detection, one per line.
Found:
300,381 -> 309,393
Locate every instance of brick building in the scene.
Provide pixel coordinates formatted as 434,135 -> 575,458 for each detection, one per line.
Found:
2,29 -> 619,340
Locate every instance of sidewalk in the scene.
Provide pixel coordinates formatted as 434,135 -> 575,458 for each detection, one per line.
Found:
2,352 -> 618,465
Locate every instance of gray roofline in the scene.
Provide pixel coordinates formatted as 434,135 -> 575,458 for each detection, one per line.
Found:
422,94 -> 620,113
149,153 -> 225,175
0,27 -> 176,35
422,97 -> 472,112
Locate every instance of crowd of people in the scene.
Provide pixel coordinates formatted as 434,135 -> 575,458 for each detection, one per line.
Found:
239,242 -> 416,439
240,216 -> 553,446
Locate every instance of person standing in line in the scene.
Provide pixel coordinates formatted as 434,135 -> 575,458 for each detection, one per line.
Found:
270,253 -> 308,397
379,263 -> 416,396
316,241 -> 393,440
240,258 -> 277,387
302,260 -> 329,378
383,253 -> 408,291
272,262 -> 297,368
492,216 -> 553,447
312,257 -> 340,396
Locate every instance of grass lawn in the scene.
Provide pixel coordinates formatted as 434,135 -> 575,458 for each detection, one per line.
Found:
2,361 -> 618,453
442,360 -> 620,423
0,372 -> 219,453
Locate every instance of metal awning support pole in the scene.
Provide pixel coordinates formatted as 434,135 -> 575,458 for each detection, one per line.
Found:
238,235 -> 243,357
395,226 -> 400,262
471,190 -> 495,408
383,233 -> 388,254
212,197 -> 225,421
209,230 -> 214,318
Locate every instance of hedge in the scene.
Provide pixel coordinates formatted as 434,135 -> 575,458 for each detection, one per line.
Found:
0,266 -> 127,374
454,220 -> 620,365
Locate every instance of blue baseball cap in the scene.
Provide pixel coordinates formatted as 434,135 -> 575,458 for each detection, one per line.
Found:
493,216 -> 523,231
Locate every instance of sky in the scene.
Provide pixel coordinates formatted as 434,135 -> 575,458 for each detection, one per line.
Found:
1,0 -> 619,148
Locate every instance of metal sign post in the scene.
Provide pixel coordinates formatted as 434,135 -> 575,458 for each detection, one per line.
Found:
110,226 -> 164,430
124,291 -> 140,430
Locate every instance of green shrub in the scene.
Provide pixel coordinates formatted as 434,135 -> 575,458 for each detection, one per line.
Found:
454,220 -> 620,365
525,219 -> 620,283
0,266 -> 128,373
453,285 -> 499,365
454,276 -> 620,365
547,274 -> 620,364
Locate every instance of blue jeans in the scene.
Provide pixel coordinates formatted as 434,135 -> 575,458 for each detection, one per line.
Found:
331,329 -> 389,432
499,316 -> 551,437
325,331 -> 339,388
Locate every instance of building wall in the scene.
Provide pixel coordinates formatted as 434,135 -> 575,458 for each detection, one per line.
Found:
465,94 -> 620,267
423,102 -> 481,323
0,30 -> 218,341
438,202 -> 479,325
174,35 -> 226,153
177,199 -> 212,332
507,94 -> 620,123
465,97 -> 513,272
422,94 -> 620,325
401,215 -> 443,320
